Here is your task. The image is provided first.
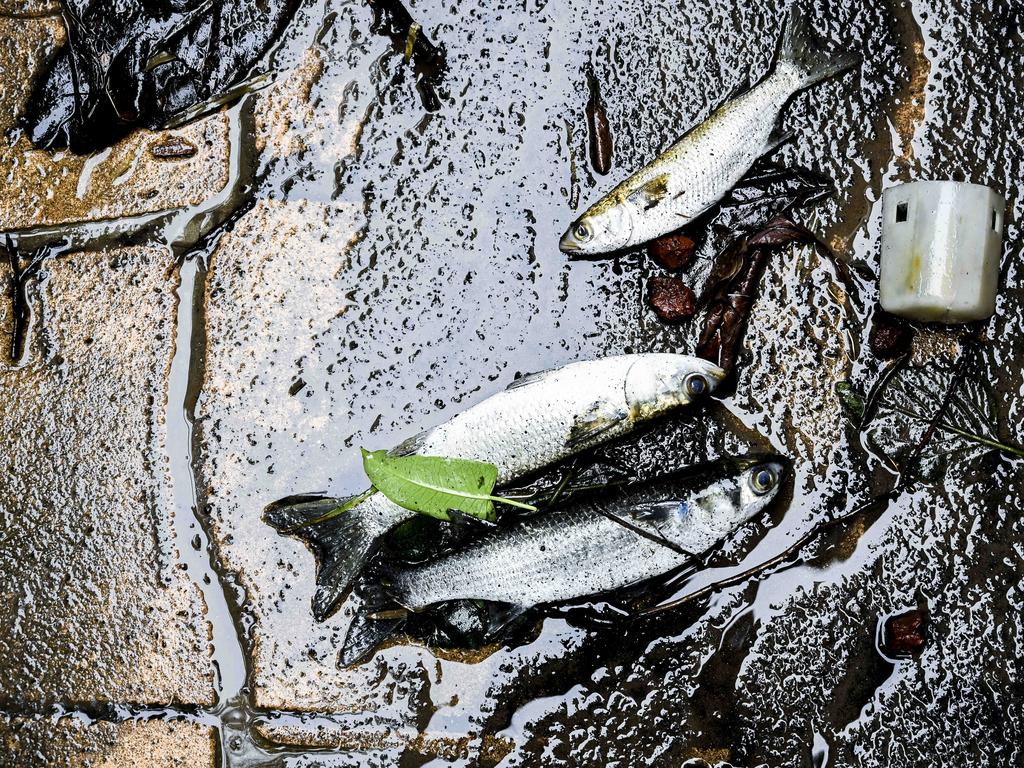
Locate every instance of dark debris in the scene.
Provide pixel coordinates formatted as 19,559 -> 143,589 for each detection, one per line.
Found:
647,276 -> 696,322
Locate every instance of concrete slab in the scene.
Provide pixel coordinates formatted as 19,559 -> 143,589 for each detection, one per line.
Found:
0,246 -> 216,709
0,17 -> 229,232
0,8 -> 242,716
0,715 -> 216,768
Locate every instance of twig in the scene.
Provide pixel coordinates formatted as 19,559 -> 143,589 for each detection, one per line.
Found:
593,506 -> 695,559
638,492 -> 896,616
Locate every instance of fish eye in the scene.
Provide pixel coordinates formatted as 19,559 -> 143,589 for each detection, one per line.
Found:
749,466 -> 778,495
685,373 -> 709,398
574,222 -> 592,241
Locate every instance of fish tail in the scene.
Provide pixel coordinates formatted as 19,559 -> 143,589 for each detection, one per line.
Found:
777,5 -> 860,89
339,576 -> 408,666
263,492 -> 385,622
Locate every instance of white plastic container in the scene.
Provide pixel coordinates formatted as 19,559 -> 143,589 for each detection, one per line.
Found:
879,180 -> 1005,323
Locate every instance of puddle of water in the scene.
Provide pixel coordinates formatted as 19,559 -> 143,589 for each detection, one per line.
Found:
167,256 -> 248,712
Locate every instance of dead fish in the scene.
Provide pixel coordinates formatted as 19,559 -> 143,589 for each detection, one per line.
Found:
340,454 -> 790,665
559,6 -> 859,255
265,353 -> 725,620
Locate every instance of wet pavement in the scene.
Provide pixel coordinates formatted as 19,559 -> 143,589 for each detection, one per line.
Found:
0,246 -> 216,714
0,715 -> 216,767
1,0 -> 1023,765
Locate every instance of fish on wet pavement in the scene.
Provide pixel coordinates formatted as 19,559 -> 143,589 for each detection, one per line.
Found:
341,454 -> 790,665
559,6 -> 859,255
266,353 -> 725,620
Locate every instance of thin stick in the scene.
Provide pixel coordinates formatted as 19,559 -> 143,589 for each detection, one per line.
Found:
639,492 -> 896,616
594,507 -> 694,559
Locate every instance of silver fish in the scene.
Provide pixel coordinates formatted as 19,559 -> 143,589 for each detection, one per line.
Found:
559,7 -> 859,255
341,454 -> 789,664
266,353 -> 725,620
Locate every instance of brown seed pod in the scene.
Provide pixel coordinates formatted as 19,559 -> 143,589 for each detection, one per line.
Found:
585,68 -> 613,176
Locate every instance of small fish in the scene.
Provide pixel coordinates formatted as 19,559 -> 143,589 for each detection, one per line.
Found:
340,454 -> 789,665
266,353 -> 725,620
559,6 -> 859,255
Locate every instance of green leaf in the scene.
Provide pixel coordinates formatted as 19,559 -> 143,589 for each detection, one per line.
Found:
835,381 -> 865,425
361,449 -> 536,522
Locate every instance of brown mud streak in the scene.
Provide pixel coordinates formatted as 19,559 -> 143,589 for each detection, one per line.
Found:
889,6 -> 930,176
254,718 -> 515,765
825,0 -> 929,258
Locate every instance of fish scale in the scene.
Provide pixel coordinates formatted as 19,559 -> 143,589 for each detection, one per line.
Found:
415,355 -> 637,482
390,508 -> 685,609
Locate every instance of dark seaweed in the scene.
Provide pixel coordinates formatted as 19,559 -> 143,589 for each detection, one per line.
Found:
696,217 -> 819,375
21,0 -> 299,153
639,161 -> 834,311
718,160 -> 833,234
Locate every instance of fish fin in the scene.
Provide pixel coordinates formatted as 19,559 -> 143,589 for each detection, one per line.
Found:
388,429 -> 431,457
724,75 -> 751,103
446,508 -> 499,532
505,368 -> 554,391
482,601 -> 531,639
566,401 -> 629,450
264,492 -> 384,621
339,578 -> 408,666
776,4 -> 860,90
430,600 -> 491,646
631,500 -> 686,524
627,174 -> 670,211
764,124 -> 795,155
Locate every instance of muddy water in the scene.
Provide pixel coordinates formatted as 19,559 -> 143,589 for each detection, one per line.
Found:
2,0 -> 1023,766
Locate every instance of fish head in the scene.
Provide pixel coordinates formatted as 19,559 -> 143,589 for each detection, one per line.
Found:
624,354 -> 725,421
639,453 -> 789,556
559,202 -> 634,255
730,454 -> 790,522
675,453 -> 789,546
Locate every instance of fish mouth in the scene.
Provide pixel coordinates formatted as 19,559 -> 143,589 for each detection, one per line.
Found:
693,358 -> 727,389
558,228 -> 582,253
